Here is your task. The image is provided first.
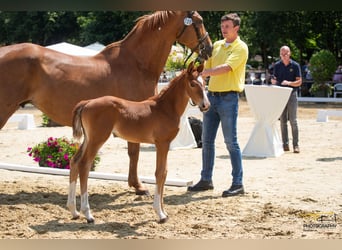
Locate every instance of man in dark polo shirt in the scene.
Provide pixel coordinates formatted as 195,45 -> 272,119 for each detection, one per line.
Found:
271,45 -> 302,153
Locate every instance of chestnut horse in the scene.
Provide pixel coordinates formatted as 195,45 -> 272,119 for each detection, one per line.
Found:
0,11 -> 212,195
67,62 -> 210,223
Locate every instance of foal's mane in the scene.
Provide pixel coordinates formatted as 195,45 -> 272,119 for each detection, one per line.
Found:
149,69 -> 190,102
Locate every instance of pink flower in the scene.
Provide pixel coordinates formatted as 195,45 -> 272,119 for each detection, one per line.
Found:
47,161 -> 55,167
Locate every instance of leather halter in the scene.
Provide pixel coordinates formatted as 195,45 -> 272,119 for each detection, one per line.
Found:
176,11 -> 209,65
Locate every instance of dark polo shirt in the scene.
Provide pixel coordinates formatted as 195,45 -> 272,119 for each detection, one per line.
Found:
273,59 -> 302,92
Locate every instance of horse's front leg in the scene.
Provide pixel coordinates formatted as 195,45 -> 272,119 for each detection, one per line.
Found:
153,142 -> 169,223
127,142 -> 150,195
67,159 -> 80,220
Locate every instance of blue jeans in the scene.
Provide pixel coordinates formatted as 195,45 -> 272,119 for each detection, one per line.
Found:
200,92 -> 243,186
280,90 -> 299,147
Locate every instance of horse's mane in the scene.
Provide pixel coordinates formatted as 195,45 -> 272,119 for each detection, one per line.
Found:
103,11 -> 175,51
135,11 -> 174,30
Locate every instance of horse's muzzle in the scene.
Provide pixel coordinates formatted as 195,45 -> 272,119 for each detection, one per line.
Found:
199,44 -> 213,61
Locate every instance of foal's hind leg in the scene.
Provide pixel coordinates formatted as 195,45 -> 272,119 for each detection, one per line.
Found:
127,142 -> 150,195
77,141 -> 107,223
78,129 -> 112,223
67,158 -> 80,219
78,159 -> 95,223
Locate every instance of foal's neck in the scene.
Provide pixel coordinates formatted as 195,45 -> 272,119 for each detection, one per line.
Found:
158,75 -> 190,117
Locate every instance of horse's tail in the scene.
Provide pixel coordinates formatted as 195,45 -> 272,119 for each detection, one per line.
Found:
72,100 -> 88,140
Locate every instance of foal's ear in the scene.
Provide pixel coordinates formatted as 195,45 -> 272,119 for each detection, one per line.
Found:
187,61 -> 195,74
196,63 -> 204,73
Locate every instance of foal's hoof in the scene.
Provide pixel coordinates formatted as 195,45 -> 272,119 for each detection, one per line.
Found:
135,189 -> 150,196
71,215 -> 80,220
86,218 -> 95,224
158,216 -> 169,224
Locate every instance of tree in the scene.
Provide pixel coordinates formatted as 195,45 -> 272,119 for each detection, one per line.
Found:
77,11 -> 148,46
0,10 -> 341,67
0,12 -> 80,46
309,50 -> 337,96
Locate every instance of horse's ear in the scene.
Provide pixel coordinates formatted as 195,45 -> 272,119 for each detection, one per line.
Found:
197,63 -> 204,73
187,61 -> 195,74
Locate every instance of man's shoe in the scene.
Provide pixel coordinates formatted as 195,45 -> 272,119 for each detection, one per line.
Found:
187,180 -> 213,192
283,145 -> 290,151
222,185 -> 244,197
294,146 -> 300,153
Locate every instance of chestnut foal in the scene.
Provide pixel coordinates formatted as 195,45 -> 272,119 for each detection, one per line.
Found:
67,61 -> 210,223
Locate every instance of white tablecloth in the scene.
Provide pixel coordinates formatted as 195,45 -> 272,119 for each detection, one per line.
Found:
242,85 -> 292,157
158,82 -> 199,150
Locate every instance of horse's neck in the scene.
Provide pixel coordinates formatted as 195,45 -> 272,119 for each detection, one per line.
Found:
120,24 -> 177,77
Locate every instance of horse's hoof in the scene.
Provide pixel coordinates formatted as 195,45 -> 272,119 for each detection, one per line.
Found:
158,216 -> 169,224
135,189 -> 150,196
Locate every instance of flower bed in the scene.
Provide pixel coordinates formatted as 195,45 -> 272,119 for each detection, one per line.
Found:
27,137 -> 99,170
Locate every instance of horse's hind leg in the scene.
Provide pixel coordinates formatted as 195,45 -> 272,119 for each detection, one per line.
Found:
127,142 -> 150,195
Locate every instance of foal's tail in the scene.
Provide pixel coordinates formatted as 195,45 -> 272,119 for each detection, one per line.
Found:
72,100 -> 89,140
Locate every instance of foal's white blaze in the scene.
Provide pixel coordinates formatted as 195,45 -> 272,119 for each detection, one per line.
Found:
197,75 -> 204,84
153,186 -> 167,221
197,75 -> 210,108
67,181 -> 79,218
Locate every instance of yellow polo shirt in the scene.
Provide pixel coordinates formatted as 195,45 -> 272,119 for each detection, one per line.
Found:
205,36 -> 248,92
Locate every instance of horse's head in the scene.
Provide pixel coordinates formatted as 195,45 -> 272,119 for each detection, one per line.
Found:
176,11 -> 213,61
185,61 -> 210,112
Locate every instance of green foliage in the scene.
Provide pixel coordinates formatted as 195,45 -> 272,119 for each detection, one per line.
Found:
27,137 -> 100,170
164,45 -> 201,72
164,52 -> 185,72
309,50 -> 337,95
76,11 -> 148,45
0,11 -> 341,70
309,50 -> 337,82
41,113 -> 49,127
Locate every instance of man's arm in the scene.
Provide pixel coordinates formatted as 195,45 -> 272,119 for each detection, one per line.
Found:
281,77 -> 302,87
201,64 -> 232,78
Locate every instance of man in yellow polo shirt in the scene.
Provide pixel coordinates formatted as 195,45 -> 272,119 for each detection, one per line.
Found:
188,13 -> 248,197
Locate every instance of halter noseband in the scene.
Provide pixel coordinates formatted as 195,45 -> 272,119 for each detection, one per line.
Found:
176,11 -> 209,66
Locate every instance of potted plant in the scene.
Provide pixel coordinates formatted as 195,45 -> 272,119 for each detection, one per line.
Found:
27,137 -> 100,171
309,50 -> 337,97
163,44 -> 199,80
